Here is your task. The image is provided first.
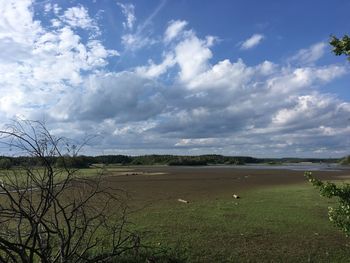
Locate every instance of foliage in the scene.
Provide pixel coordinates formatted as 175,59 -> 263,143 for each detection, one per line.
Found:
339,155 -> 350,165
55,156 -> 90,168
330,35 -> 350,60
0,158 -> 12,169
304,35 -> 350,238
0,120 -> 139,262
0,154 -> 339,167
305,171 -> 350,236
94,155 -> 132,165
168,158 -> 207,166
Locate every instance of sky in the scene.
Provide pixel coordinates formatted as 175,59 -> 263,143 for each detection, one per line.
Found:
0,0 -> 349,158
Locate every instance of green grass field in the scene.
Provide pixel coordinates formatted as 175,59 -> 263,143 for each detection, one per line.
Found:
128,183 -> 350,262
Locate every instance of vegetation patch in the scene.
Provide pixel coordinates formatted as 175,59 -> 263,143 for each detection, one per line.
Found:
128,183 -> 350,262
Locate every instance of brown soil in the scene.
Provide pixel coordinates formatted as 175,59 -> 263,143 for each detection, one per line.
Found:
103,165 -> 350,205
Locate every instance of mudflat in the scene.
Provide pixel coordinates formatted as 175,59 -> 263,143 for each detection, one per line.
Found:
103,165 -> 350,204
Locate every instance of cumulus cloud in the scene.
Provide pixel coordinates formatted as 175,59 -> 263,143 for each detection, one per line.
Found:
240,34 -> 264,50
0,0 -> 118,119
272,94 -> 343,127
142,27 -> 349,156
135,54 -> 176,78
175,138 -> 218,147
156,64 -> 346,139
164,20 -> 188,43
136,25 -> 217,82
0,0 -> 42,44
174,32 -> 214,83
62,6 -> 96,30
0,0 -> 349,157
53,72 -> 167,123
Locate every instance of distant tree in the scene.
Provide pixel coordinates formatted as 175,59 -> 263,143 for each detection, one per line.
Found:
339,156 -> 350,165
0,158 -> 12,169
330,35 -> 350,60
55,156 -> 90,168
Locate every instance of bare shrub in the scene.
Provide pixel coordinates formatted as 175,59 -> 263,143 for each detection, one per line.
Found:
0,120 -> 138,262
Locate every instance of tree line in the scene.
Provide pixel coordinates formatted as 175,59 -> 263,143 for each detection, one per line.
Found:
0,154 -> 343,169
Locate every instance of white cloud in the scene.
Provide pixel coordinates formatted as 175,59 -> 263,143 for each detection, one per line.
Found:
174,32 -> 213,83
240,34 -> 264,50
61,6 -> 97,31
124,24 -> 349,156
134,22 -> 217,82
0,1 -> 118,119
51,18 -> 62,28
120,0 -> 166,51
44,3 -> 61,15
113,121 -> 156,136
136,54 -> 175,78
289,42 -> 327,65
0,1 -> 349,157
52,72 -> 166,123
266,65 -> 347,94
44,3 -> 52,13
175,138 -> 218,147
0,0 -> 42,45
272,94 -> 334,126
117,3 -> 136,30
164,20 -> 187,43
186,59 -> 254,90
256,60 -> 277,75
121,33 -> 157,51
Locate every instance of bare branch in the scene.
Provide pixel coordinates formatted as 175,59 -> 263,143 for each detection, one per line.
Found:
0,120 -> 137,262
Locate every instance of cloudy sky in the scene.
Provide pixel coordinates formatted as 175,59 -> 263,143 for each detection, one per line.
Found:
0,0 -> 349,157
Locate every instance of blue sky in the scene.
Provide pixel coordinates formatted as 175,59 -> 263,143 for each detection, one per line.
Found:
0,0 -> 349,157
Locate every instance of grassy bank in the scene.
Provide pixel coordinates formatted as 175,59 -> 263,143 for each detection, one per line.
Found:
128,183 -> 350,262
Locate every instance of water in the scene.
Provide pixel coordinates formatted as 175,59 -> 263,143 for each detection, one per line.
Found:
195,163 -> 348,172
233,163 -> 344,171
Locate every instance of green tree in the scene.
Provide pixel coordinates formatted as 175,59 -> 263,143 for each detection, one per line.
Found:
55,156 -> 90,168
0,158 -> 12,169
339,156 -> 350,165
305,35 -> 350,237
330,35 -> 350,165
330,35 -> 350,60
305,172 -> 350,236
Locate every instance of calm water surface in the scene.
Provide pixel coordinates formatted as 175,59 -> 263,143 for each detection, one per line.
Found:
195,163 -> 349,172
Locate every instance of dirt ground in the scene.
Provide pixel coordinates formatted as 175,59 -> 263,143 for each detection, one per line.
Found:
103,165 -> 350,205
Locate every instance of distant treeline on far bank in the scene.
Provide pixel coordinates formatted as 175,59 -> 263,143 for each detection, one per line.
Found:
0,154 -> 347,169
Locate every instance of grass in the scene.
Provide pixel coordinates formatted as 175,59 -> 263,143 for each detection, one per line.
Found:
127,183 -> 350,262
2,166 -> 350,261
0,166 -> 132,186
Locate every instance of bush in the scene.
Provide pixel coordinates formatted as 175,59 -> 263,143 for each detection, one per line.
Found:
306,171 -> 350,236
339,155 -> 350,165
55,156 -> 90,168
0,120 -> 138,262
0,158 -> 12,169
168,159 -> 207,166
